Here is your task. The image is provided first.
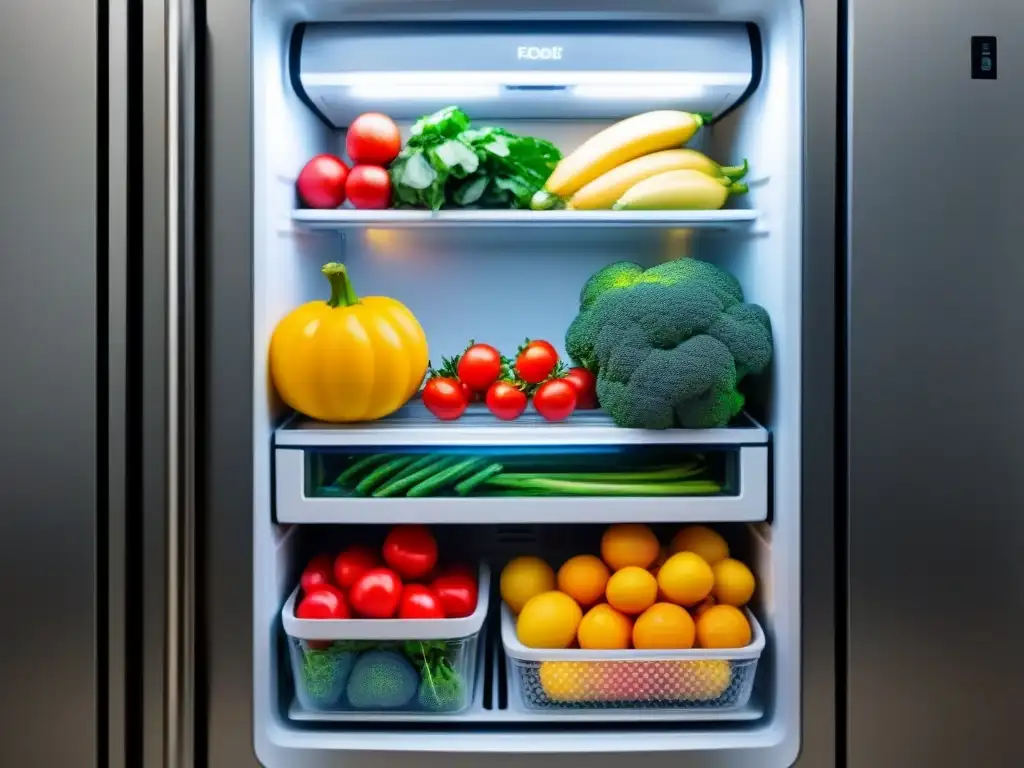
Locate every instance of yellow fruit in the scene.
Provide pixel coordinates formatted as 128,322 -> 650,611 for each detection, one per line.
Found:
632,603 -> 696,650
711,558 -> 756,607
531,111 -> 709,209
269,262 -> 428,422
557,554 -> 610,607
678,660 -> 732,700
568,150 -> 749,210
517,591 -> 583,649
693,596 -> 717,618
600,523 -> 660,570
670,525 -> 729,565
578,604 -> 633,650
605,566 -> 658,615
501,556 -> 556,614
613,169 -> 747,211
695,605 -> 752,649
657,552 -> 714,607
538,662 -> 593,702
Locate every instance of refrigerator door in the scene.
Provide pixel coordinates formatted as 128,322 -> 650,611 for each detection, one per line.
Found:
193,0 -> 836,766
0,1 -> 129,765
847,1 -> 1024,766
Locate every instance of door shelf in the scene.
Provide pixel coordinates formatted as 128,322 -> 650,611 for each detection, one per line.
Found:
288,627 -> 764,725
292,208 -> 758,231
275,401 -> 769,448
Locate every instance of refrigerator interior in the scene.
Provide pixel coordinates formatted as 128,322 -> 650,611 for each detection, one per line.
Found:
250,0 -> 802,765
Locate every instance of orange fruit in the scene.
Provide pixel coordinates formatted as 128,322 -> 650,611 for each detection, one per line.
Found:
632,603 -> 696,649
693,596 -> 717,618
516,591 -> 583,649
600,523 -> 660,571
670,525 -> 729,566
711,558 -> 756,607
649,547 -> 671,577
605,566 -> 658,615
577,603 -> 633,649
695,604 -> 752,649
657,551 -> 715,606
501,556 -> 556,614
557,555 -> 610,607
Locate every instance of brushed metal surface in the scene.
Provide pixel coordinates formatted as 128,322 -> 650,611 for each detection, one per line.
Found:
847,1 -> 1024,766
142,0 -> 169,765
794,0 -> 838,764
0,1 -> 99,765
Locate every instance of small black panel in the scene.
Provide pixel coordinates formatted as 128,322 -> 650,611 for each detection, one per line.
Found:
972,36 -> 997,80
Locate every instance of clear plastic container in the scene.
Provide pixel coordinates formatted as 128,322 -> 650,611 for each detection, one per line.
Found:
282,564 -> 489,715
501,604 -> 764,711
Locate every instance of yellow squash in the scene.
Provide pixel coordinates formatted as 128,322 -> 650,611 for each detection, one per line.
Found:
568,150 -> 748,210
613,169 -> 749,211
531,111 -> 710,210
269,262 -> 428,422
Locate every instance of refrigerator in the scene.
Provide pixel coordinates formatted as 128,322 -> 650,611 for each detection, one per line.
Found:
2,0 -> 1022,767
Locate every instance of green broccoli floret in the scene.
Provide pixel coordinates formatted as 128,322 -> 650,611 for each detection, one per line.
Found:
566,258 -> 772,429
345,650 -> 418,709
416,657 -> 466,711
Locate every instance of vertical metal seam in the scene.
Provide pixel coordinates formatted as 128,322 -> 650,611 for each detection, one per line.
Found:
166,0 -> 194,766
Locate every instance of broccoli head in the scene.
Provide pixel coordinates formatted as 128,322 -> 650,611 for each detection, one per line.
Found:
565,258 -> 772,429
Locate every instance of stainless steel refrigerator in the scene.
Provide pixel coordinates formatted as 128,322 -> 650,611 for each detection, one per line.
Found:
1,0 -> 1020,766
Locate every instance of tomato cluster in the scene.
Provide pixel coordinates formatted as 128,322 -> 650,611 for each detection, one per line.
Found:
295,112 -> 402,210
423,339 -> 598,423
295,525 -> 478,625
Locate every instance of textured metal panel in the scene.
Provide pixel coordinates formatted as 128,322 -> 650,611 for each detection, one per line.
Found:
847,1 -> 1024,766
0,1 -> 100,765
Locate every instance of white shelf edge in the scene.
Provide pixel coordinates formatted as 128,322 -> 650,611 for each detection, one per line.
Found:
274,446 -> 768,524
291,208 -> 758,230
275,403 -> 769,448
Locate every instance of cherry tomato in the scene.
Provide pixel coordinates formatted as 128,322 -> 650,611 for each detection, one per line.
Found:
563,367 -> 598,409
398,584 -> 447,619
346,113 -> 402,166
459,380 -> 474,402
333,545 -> 379,589
345,165 -> 392,209
435,563 -> 476,581
348,568 -> 403,618
515,340 -> 559,384
296,587 -> 350,620
382,525 -> 438,580
485,381 -> 528,420
431,572 -> 478,619
296,154 -> 349,209
532,379 -> 577,422
457,343 -> 503,391
300,554 -> 334,594
422,377 -> 468,420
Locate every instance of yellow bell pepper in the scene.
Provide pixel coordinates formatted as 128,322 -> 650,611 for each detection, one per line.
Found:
269,262 -> 428,422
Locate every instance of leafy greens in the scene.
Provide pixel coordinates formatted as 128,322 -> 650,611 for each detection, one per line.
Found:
389,106 -> 562,211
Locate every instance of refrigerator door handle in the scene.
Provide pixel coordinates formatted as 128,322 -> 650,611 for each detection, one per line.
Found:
167,0 -> 196,765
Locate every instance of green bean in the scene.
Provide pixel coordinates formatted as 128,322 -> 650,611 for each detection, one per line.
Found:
407,457 -> 487,498
355,456 -> 417,494
454,463 -> 505,496
373,456 -> 461,498
334,453 -> 392,487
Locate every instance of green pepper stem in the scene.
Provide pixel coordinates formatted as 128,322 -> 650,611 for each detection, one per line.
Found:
728,182 -> 750,196
721,159 -> 749,181
322,262 -> 360,307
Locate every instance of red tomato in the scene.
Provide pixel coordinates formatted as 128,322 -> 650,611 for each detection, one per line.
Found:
333,545 -> 379,589
459,380 -> 474,402
398,584 -> 446,619
532,379 -> 577,422
485,381 -> 528,420
515,340 -> 559,384
307,583 -> 346,603
422,377 -> 468,421
563,367 -> 599,409
346,113 -> 402,166
345,165 -> 392,209
431,573 -> 478,619
457,343 -> 503,391
300,554 -> 334,594
435,563 -> 476,581
296,154 -> 349,209
382,525 -> 438,580
296,587 -> 350,620
348,568 -> 403,618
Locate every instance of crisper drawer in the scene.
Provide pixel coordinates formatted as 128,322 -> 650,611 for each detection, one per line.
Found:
273,402 -> 769,523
